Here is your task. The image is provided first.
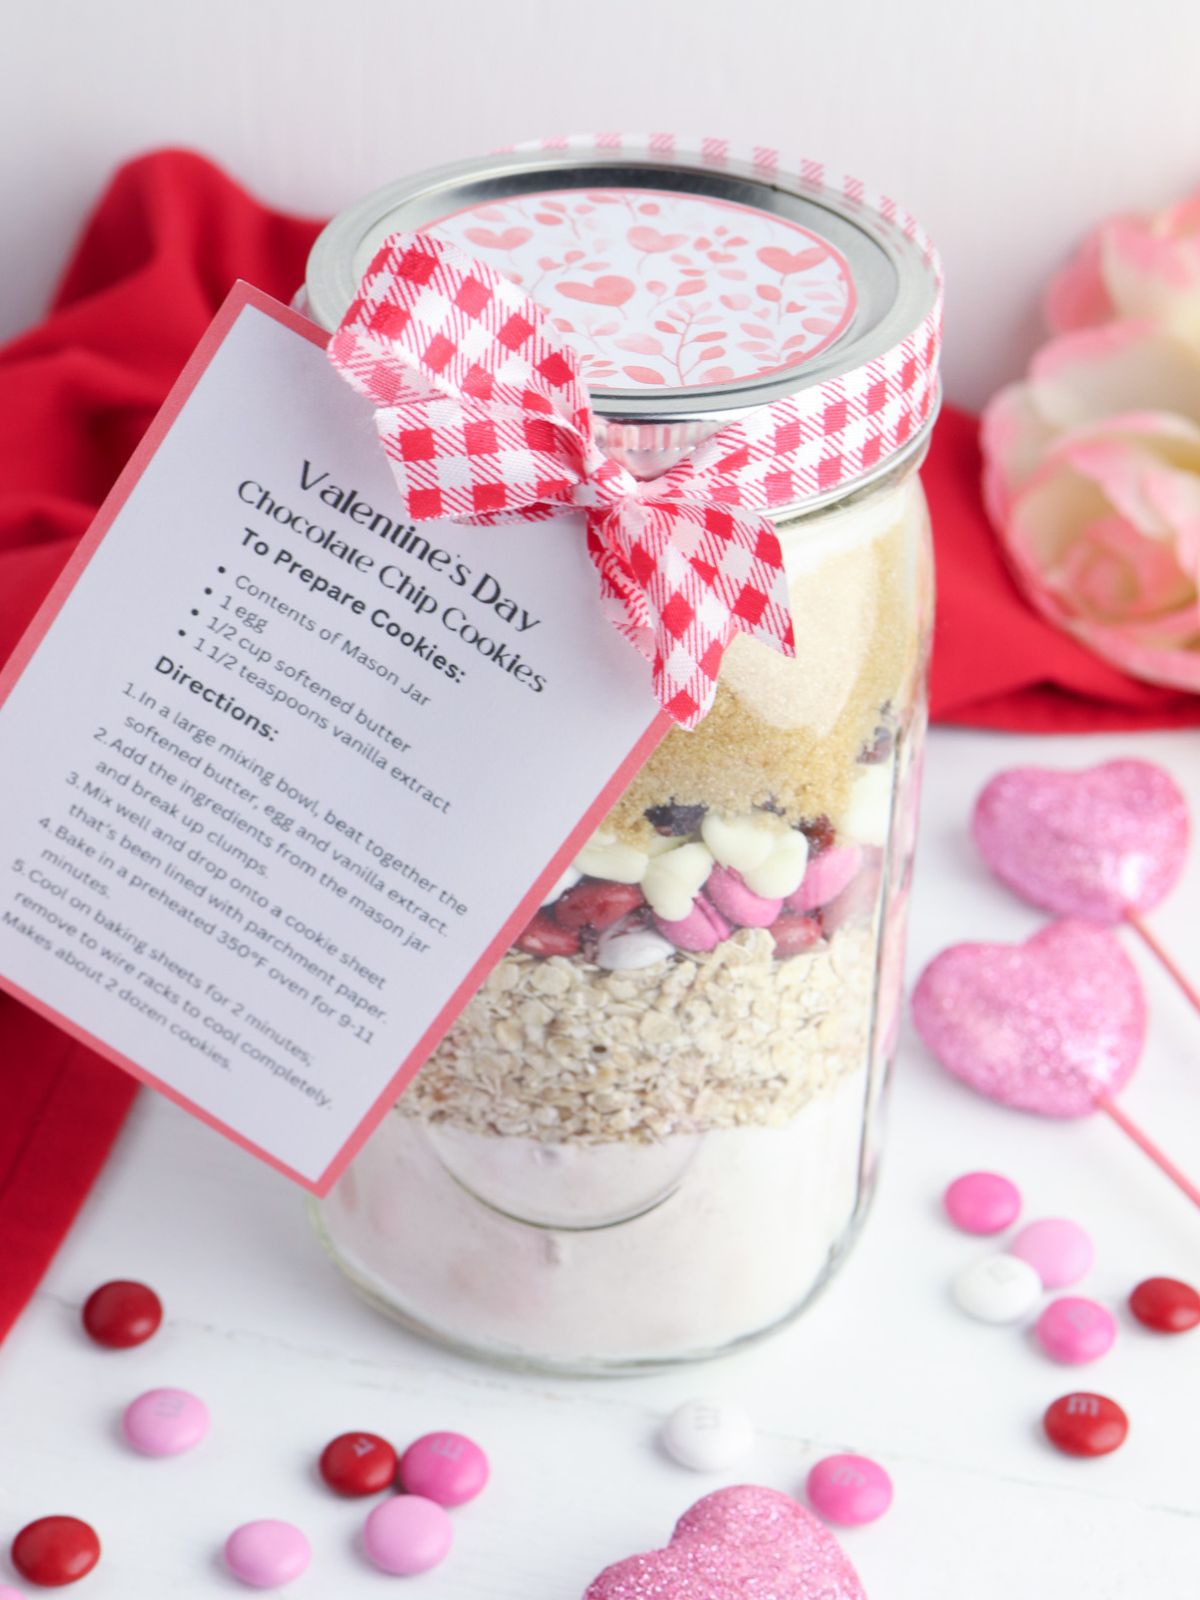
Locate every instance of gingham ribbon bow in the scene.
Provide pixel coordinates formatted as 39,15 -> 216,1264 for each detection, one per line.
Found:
328,232 -> 796,729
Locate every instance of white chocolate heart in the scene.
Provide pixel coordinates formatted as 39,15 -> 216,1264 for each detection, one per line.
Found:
839,764 -> 894,848
742,831 -> 809,898
642,842 -> 714,921
575,834 -> 650,884
700,814 -> 776,873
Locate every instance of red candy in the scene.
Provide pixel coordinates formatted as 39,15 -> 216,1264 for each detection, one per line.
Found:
1043,1392 -> 1128,1457
1129,1276 -> 1200,1333
554,879 -> 645,931
81,1280 -> 162,1348
768,911 -> 822,959
12,1517 -> 101,1586
514,910 -> 580,957
319,1432 -> 397,1496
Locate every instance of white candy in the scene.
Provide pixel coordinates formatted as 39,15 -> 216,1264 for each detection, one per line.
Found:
641,842 -> 714,921
575,833 -> 649,885
952,1254 -> 1042,1323
839,764 -> 894,848
700,814 -> 776,873
541,866 -> 581,906
595,916 -> 675,972
742,831 -> 809,899
661,1398 -> 755,1473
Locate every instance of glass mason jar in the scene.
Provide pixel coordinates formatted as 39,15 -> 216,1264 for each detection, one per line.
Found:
303,140 -> 941,1372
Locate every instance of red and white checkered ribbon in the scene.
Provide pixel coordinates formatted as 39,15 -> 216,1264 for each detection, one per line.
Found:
328,232 -> 799,729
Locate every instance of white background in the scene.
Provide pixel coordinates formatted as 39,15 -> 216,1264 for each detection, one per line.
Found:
2,727 -> 1198,1598
4,0 -> 1200,408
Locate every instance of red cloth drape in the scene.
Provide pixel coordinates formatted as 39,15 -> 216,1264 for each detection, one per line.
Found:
1,148 -> 1196,1343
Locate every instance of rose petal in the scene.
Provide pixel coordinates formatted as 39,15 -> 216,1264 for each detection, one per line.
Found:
1029,322 -> 1200,432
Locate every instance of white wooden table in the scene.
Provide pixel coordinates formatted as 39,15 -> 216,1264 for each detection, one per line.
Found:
2,726 -> 1197,1598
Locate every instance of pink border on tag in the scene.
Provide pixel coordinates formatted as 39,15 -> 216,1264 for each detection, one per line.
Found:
0,283 -> 668,1195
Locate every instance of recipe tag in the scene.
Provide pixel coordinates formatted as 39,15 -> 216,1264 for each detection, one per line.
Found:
0,285 -> 665,1193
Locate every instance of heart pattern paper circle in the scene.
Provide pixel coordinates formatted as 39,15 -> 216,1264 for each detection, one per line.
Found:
972,760 -> 1189,923
584,1486 -> 866,1600
911,921 -> 1146,1117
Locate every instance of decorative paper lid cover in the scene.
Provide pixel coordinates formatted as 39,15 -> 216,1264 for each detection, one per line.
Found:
307,136 -> 942,489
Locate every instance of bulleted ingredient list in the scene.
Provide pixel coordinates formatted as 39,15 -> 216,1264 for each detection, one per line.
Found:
0,290 -> 660,1188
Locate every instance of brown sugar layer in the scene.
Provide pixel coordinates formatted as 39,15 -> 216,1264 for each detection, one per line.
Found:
604,501 -> 922,849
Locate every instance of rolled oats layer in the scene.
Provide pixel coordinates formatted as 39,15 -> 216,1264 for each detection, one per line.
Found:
400,923 -> 876,1143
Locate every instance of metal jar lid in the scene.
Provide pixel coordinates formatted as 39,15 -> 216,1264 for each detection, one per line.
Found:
306,136 -> 942,492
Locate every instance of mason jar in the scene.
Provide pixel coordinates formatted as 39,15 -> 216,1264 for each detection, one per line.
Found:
302,138 -> 941,1372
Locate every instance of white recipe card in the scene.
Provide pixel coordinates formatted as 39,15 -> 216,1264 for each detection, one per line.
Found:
0,285 -> 665,1192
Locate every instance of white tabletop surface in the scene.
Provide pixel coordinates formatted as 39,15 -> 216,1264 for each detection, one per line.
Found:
1,725 -> 1197,1599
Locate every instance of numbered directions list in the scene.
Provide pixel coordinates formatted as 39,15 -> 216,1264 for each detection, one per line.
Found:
0,292 -> 659,1187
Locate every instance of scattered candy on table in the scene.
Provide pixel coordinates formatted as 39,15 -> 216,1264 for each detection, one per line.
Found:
952,1254 -> 1043,1323
1035,1298 -> 1117,1364
660,1399 -> 755,1473
1009,1218 -> 1094,1289
583,1486 -> 866,1600
943,1171 -> 1022,1234
224,1520 -> 311,1588
11,1517 -> 101,1587
81,1280 -> 162,1349
318,1431 -> 398,1496
1043,1393 -> 1129,1458
1128,1276 -> 1200,1333
805,1454 -> 893,1526
397,1432 -> 489,1507
363,1495 -> 454,1576
0,1587 -> 28,1598
121,1387 -> 210,1457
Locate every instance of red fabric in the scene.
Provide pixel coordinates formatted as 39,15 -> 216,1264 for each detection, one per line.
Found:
1,149 -> 1197,1343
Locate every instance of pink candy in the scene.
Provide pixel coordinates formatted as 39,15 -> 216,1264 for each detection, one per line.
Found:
805,1454 -> 893,1526
398,1431 -> 489,1507
122,1388 -> 210,1457
1010,1218 -> 1093,1288
1036,1298 -> 1117,1364
224,1520 -> 311,1588
943,1172 -> 1022,1235
704,867 -> 782,928
363,1496 -> 454,1575
788,846 -> 863,912
653,897 -> 731,952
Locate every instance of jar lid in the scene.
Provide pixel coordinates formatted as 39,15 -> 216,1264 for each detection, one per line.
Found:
306,136 -> 942,487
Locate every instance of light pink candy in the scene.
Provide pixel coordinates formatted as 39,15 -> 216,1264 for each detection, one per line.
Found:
1036,1297 -> 1117,1363
122,1387 -> 209,1456
704,866 -> 782,928
788,846 -> 863,912
398,1431 -> 489,1507
1010,1218 -> 1094,1287
653,897 -> 731,952
911,921 -> 1145,1118
943,1172 -> 1022,1235
363,1496 -> 453,1576
224,1520 -> 310,1588
0,1588 -> 28,1598
972,760 -> 1189,923
806,1454 -> 893,1527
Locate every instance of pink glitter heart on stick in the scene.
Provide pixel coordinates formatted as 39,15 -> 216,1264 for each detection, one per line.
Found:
583,1486 -> 866,1600
913,922 -> 1200,1209
971,760 -> 1188,923
972,759 -> 1200,1020
911,921 -> 1145,1116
